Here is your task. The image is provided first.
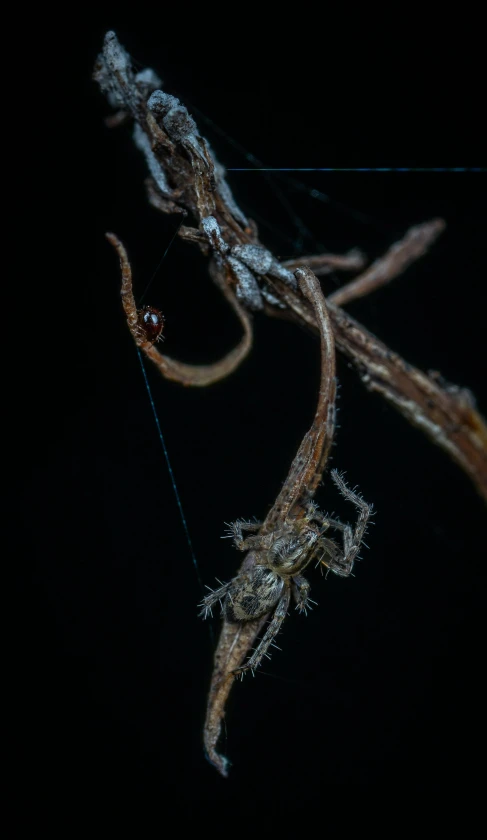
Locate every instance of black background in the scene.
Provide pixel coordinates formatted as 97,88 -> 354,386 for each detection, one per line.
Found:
21,17 -> 486,806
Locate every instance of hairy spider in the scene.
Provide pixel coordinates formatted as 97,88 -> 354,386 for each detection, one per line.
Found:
199,267 -> 373,676
200,474 -> 371,674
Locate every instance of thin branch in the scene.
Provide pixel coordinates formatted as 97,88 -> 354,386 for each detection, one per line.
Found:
263,268 -> 336,529
106,233 -> 253,386
95,31 -> 487,501
266,274 -> 487,501
282,248 -> 366,276
327,218 -> 446,306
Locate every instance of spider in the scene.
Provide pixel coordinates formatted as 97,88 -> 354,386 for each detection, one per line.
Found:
199,267 -> 373,676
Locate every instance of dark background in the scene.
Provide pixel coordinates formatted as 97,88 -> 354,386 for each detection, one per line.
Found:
21,18 -> 486,805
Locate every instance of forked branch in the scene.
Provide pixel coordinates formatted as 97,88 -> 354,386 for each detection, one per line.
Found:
96,32 -> 487,502
95,31 -> 487,780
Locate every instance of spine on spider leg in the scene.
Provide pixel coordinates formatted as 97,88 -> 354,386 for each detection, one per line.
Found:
264,268 -> 336,529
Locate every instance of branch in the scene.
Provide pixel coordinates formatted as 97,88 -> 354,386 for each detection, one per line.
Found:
95,32 -> 487,502
327,218 -> 446,306
106,233 -> 253,387
269,274 -> 487,501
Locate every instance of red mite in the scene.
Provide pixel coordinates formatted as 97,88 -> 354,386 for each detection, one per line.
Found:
137,306 -> 164,343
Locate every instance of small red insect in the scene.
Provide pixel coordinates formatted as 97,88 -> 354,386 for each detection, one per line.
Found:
137,306 -> 164,344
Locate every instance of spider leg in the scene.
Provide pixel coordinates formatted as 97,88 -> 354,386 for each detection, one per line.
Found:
234,585 -> 291,675
322,517 -> 354,554
304,504 -> 355,558
320,471 -> 373,577
198,579 -> 236,619
238,520 -> 263,532
316,536 -> 345,572
305,504 -> 352,541
223,520 -> 268,552
222,519 -> 262,547
291,575 -> 312,614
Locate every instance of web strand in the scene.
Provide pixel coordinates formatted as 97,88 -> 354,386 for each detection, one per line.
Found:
136,349 -> 205,594
138,216 -> 185,305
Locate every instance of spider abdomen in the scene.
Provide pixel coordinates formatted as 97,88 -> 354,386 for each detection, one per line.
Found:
224,566 -> 284,622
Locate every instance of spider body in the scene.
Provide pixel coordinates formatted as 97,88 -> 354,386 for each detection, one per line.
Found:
221,510 -> 328,621
224,567 -> 284,622
222,515 -> 320,621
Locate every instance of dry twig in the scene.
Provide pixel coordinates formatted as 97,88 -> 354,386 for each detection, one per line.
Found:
95,32 -> 487,776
